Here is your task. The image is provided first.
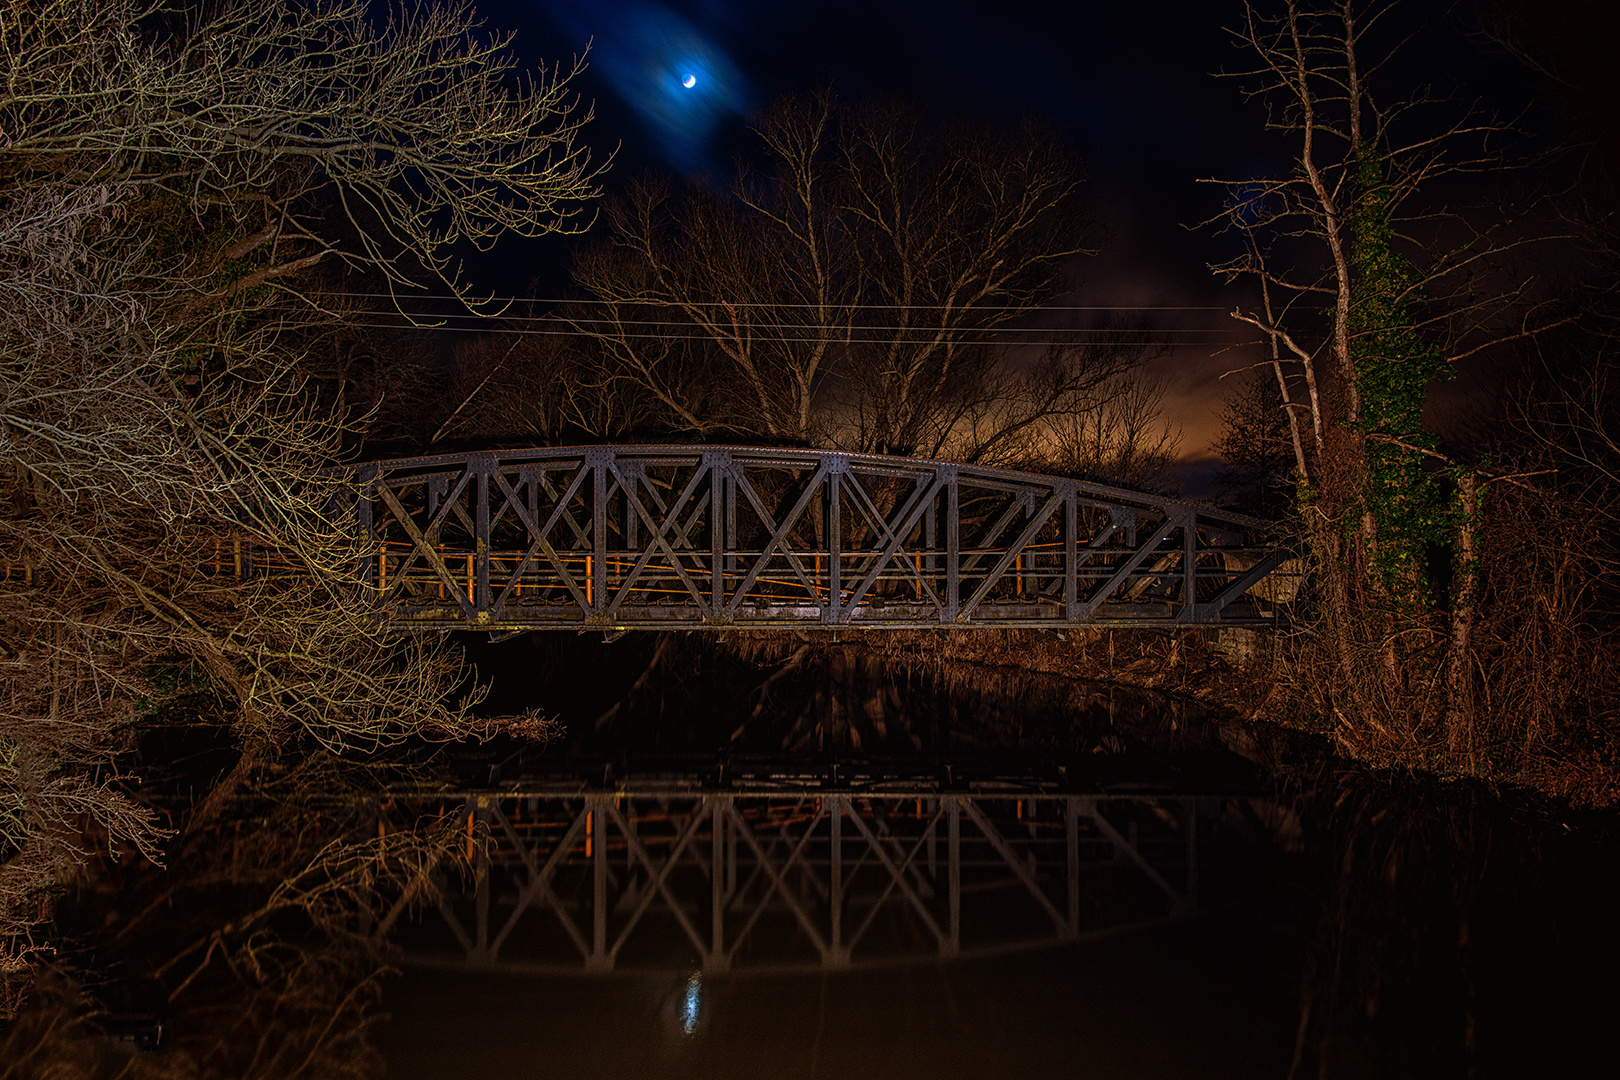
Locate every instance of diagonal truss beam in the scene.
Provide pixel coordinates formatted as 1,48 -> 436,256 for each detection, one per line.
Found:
488,803 -> 591,961
840,799 -> 947,951
724,800 -> 831,962
605,800 -> 712,965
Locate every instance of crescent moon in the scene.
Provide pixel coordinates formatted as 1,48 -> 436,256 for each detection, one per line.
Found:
682,73 -> 696,89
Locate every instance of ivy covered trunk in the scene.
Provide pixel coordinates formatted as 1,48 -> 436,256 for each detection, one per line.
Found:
1325,153 -> 1477,763
1212,0 -> 1531,776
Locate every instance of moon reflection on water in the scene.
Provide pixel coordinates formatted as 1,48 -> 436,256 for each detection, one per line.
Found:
680,973 -> 702,1035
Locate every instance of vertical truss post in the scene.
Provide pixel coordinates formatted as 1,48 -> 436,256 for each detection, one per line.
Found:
589,451 -> 610,618
1182,510 -> 1197,620
473,455 -> 492,619
725,807 -> 737,902
829,796 -> 847,967
944,796 -> 960,957
711,471 -> 724,615
1066,796 -> 1080,938
625,801 -> 635,872
473,795 -> 491,963
623,466 -> 638,553
708,797 -> 728,973
1063,487 -> 1079,622
525,469 -> 541,590
705,452 -> 732,615
924,494 -> 937,578
724,465 -> 737,579
589,795 -> 609,970
825,457 -> 845,625
943,466 -> 959,623
927,798 -> 937,876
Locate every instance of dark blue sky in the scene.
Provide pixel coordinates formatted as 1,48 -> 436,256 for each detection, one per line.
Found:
503,0 -> 1283,171
476,0 -> 1543,459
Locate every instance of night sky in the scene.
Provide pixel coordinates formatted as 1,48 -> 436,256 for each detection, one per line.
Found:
468,0 -> 1596,471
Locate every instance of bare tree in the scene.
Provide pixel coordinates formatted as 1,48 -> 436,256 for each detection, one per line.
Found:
1207,0 -> 1576,774
0,0 -> 595,1010
1214,369 -> 1296,515
1044,367 -> 1183,492
566,90 -> 1148,464
0,750 -> 490,1077
0,0 -> 602,312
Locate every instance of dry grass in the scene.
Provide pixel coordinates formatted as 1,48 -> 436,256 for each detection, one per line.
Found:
719,624 -> 1282,757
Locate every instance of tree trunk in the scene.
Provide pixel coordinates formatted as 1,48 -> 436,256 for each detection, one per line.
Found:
1446,474 -> 1479,765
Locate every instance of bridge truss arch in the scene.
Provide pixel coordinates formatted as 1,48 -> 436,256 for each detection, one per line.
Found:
344,445 -> 1297,632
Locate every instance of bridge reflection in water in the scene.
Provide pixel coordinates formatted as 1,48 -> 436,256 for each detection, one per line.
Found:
379,758 -> 1258,975
345,445 -> 1296,632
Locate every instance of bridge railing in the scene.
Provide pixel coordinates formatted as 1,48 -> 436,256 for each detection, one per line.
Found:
341,446 -> 1298,631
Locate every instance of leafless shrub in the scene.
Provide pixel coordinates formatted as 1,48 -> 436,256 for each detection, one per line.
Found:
0,0 -> 596,1011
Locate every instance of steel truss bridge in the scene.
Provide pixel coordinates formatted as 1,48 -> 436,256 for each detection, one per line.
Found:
345,445 -> 1295,632
374,756 -> 1262,975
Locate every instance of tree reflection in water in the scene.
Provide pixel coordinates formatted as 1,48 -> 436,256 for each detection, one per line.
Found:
1282,767 -> 1618,1080
0,756 -> 463,1079
0,752 -> 1613,1078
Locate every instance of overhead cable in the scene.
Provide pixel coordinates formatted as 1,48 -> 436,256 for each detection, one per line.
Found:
339,321 -> 1239,346
307,291 -> 1237,312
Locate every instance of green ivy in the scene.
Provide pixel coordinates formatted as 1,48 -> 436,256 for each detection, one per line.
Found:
135,653 -> 219,723
1346,155 -> 1459,610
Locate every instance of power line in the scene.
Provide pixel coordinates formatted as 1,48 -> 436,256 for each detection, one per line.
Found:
347,311 -> 1245,334
308,290 -> 1238,312
340,321 -> 1239,346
